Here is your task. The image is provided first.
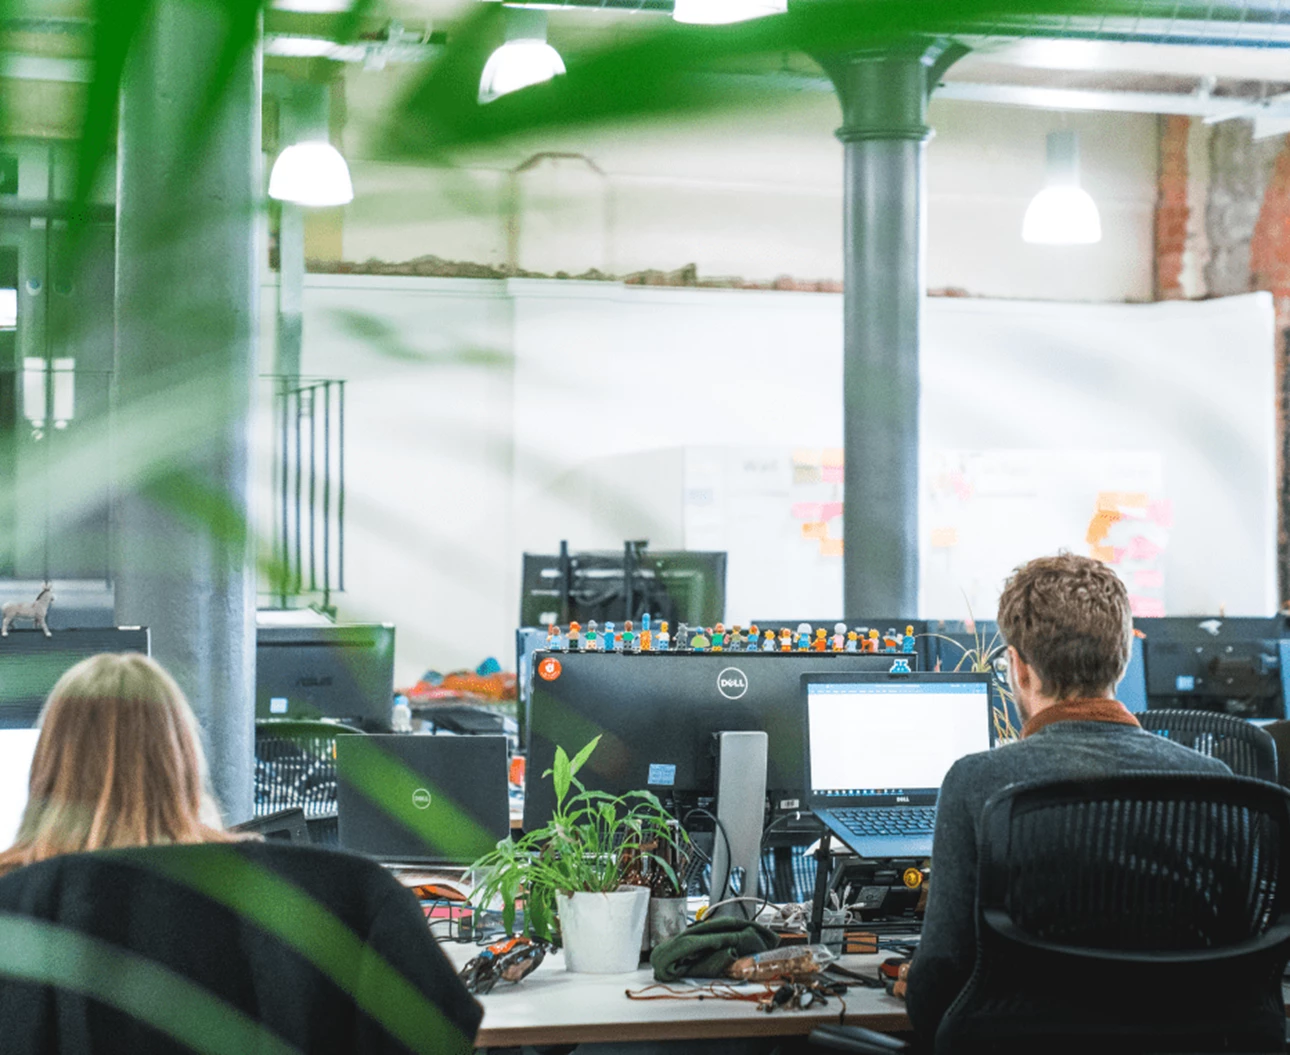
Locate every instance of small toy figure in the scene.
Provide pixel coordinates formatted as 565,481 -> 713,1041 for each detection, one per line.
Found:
690,629 -> 711,651
867,628 -> 881,653
746,625 -> 761,651
621,620 -> 635,651
845,630 -> 859,652
604,621 -> 617,651
545,624 -> 558,649
569,621 -> 582,651
831,622 -> 846,652
586,621 -> 600,651
883,627 -> 900,651
640,613 -> 653,652
676,622 -> 690,651
711,623 -> 726,651
902,625 -> 916,654
1,583 -> 53,638
812,628 -> 828,651
779,628 -> 793,651
795,623 -> 812,651
763,629 -> 777,651
551,624 -> 567,651
729,625 -> 744,650
657,620 -> 671,650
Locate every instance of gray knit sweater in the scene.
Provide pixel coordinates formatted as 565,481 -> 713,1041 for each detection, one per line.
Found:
904,714 -> 1230,1041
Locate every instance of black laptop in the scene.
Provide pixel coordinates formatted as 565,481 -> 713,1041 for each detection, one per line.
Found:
336,735 -> 510,865
803,672 -> 993,858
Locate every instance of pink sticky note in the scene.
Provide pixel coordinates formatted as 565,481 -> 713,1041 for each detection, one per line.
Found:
1111,547 -> 1126,564
1126,536 -> 1162,562
792,503 -> 822,521
1129,595 -> 1166,618
1134,569 -> 1164,589
821,502 -> 843,520
822,465 -> 843,484
1148,499 -> 1174,529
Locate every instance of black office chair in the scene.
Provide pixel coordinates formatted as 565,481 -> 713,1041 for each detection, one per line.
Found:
1137,708 -> 1279,782
0,840 -> 481,1054
934,773 -> 1290,1054
1261,720 -> 1290,787
254,718 -> 365,844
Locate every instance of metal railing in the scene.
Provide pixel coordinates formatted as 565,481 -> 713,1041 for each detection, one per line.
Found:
269,377 -> 345,613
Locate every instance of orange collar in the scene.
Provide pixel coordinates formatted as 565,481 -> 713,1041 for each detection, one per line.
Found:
1020,697 -> 1141,739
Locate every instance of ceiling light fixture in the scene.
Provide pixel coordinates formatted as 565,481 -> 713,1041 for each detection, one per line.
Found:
268,141 -> 354,207
1022,130 -> 1102,245
671,0 -> 787,25
479,8 -> 565,104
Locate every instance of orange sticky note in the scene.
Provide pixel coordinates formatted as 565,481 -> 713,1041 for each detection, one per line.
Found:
1090,544 -> 1116,563
823,448 -> 845,468
820,538 -> 844,557
1086,510 -> 1122,545
802,522 -> 827,540
930,527 -> 958,548
792,448 -> 822,467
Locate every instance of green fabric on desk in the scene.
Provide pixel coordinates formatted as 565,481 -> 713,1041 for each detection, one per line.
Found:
650,916 -> 780,981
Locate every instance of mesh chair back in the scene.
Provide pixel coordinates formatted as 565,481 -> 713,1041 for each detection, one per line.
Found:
1137,708 -> 1278,782
938,774 -> 1290,1055
254,720 -> 364,823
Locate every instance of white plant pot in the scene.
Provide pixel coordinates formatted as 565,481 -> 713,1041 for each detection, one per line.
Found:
557,885 -> 650,974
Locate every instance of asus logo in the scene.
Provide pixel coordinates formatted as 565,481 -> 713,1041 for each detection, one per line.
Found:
896,796 -> 911,803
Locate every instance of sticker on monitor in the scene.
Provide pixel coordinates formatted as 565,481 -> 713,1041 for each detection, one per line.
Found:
648,763 -> 677,787
1175,675 -> 1196,692
270,697 -> 289,714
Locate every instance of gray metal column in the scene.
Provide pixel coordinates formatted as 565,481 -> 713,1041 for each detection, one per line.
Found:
114,0 -> 260,821
824,49 -> 932,617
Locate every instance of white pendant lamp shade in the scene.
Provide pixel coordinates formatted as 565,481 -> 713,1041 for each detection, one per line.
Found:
671,0 -> 787,23
478,40 -> 566,103
1022,131 -> 1101,245
268,141 -> 354,207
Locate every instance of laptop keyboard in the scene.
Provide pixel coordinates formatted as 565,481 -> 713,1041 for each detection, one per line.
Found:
834,806 -> 937,837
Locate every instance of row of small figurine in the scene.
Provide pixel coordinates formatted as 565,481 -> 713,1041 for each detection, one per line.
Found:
544,617 -> 919,654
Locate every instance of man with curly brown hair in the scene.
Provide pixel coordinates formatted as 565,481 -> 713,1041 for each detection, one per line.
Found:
904,553 -> 1228,1041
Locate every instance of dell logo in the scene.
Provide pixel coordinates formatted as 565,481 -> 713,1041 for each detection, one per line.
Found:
717,667 -> 749,700
896,796 -> 911,804
412,788 -> 432,810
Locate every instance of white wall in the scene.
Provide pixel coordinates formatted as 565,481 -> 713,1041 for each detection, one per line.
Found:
341,65 -> 1159,302
267,276 -> 1274,684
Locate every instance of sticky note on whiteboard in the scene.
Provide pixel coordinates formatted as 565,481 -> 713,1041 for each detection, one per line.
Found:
1129,595 -> 1165,618
820,538 -> 844,557
822,465 -> 843,484
1133,569 -> 1164,589
821,502 -> 843,520
792,502 -> 823,521
802,522 -> 827,540
930,527 -> 959,548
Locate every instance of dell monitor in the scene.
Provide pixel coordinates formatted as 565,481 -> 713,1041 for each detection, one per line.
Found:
523,648 -> 919,831
256,624 -> 396,731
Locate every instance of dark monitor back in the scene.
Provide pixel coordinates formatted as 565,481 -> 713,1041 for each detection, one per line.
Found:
524,649 -> 918,831
1137,616 -> 1283,718
256,624 -> 395,731
520,550 -> 726,628
0,627 -> 151,728
231,807 -> 311,844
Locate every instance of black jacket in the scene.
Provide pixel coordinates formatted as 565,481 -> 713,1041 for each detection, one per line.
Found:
0,841 -> 482,1054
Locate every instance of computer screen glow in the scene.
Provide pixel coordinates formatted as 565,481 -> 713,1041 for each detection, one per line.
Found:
808,682 -> 990,794
0,729 -> 39,847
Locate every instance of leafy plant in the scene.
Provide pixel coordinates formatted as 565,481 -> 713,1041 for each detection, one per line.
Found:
925,600 -> 1020,742
467,736 -> 688,944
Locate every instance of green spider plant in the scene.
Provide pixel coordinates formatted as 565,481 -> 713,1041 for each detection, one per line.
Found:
924,600 -> 1021,743
467,736 -> 688,944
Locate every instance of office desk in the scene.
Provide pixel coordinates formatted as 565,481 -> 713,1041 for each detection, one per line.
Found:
441,944 -> 909,1048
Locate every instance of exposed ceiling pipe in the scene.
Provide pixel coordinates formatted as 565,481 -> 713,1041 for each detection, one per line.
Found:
934,79 -> 1290,121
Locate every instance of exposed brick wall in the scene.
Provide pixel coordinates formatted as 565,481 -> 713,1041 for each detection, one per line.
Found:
1155,115 -> 1191,300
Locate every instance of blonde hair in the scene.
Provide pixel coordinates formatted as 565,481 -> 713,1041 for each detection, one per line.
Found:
0,653 -> 236,876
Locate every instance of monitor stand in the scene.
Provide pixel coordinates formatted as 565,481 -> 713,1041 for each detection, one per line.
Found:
710,731 -> 768,920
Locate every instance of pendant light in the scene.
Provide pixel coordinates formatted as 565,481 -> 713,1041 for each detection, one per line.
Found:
479,8 -> 566,104
1022,130 -> 1102,245
268,141 -> 354,207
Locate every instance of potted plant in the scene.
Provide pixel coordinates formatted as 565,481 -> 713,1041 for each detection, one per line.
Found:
469,736 -> 687,974
926,604 -> 1021,742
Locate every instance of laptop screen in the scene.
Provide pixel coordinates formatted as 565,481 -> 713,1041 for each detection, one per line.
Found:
0,729 -> 39,847
806,677 -> 992,804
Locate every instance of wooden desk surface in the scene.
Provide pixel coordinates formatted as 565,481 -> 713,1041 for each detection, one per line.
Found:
442,944 -> 910,1048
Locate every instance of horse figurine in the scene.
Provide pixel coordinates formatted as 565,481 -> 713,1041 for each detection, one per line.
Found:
1,583 -> 54,638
